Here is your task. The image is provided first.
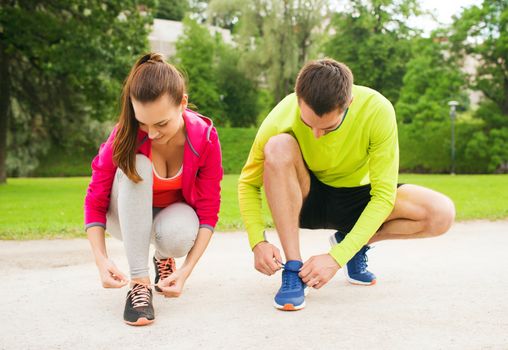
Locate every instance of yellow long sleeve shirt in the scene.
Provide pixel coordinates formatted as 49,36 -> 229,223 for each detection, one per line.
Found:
238,85 -> 399,267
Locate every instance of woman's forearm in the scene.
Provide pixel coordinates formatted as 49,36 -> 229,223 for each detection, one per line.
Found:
181,227 -> 213,273
86,226 -> 108,263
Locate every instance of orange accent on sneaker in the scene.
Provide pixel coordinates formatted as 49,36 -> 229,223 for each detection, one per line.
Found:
282,304 -> 298,311
125,317 -> 154,326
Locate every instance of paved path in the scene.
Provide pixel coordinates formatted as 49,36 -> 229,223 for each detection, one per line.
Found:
1,221 -> 507,349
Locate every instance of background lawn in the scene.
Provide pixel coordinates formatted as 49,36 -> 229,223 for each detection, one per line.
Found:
0,174 -> 506,239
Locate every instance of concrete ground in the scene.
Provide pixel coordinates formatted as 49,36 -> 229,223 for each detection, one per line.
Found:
1,220 -> 507,350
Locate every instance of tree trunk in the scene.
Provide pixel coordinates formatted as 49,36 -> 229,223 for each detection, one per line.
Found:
503,75 -> 508,116
0,40 -> 10,184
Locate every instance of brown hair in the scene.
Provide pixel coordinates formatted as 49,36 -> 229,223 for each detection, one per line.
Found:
295,58 -> 353,116
112,52 -> 186,183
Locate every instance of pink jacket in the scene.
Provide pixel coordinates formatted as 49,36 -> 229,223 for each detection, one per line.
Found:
84,109 -> 223,232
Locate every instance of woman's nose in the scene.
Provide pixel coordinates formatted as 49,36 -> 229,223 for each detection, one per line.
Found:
148,128 -> 159,139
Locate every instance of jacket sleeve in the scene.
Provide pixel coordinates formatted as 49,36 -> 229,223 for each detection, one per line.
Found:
329,100 -> 399,266
83,127 -> 119,230
193,127 -> 223,231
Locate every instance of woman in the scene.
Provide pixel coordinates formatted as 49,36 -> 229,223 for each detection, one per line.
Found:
84,53 -> 223,326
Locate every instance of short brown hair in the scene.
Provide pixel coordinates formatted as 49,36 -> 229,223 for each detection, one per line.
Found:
295,58 -> 353,116
113,52 -> 186,182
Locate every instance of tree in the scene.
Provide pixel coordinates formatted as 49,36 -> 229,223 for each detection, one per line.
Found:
449,0 -> 508,172
0,1 -> 155,183
155,0 -> 189,20
174,17 -> 261,127
323,0 -> 422,105
450,0 -> 508,128
216,42 -> 260,127
206,0 -> 241,31
208,0 -> 328,104
174,17 -> 225,124
396,36 -> 468,125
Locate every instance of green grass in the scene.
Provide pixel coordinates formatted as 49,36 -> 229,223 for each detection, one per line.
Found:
398,174 -> 508,220
0,174 -> 507,240
216,127 -> 257,174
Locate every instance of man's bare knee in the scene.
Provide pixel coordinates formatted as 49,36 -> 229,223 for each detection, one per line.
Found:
424,195 -> 456,236
264,134 -> 299,169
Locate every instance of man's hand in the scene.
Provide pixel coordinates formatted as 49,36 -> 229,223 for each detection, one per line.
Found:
253,241 -> 283,276
158,267 -> 191,298
299,254 -> 341,289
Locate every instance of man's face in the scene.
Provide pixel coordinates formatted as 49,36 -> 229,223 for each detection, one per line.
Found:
298,99 -> 349,139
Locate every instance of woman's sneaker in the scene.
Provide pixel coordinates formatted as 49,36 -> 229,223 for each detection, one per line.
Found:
274,260 -> 307,311
153,256 -> 176,292
329,231 -> 377,285
124,283 -> 154,326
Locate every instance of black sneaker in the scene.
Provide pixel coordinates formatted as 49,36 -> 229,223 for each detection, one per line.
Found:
153,256 -> 176,292
124,284 -> 154,326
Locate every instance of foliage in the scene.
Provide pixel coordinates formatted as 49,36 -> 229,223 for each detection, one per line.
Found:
447,0 -> 508,171
215,43 -> 260,127
30,126 -> 258,176
175,17 -> 261,126
209,0 -> 328,103
324,0 -> 421,105
174,17 -> 225,123
155,0 -> 189,20
449,0 -> 508,125
395,36 -> 468,124
0,1 -> 155,182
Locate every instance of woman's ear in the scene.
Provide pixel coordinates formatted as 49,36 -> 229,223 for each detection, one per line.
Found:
181,94 -> 188,111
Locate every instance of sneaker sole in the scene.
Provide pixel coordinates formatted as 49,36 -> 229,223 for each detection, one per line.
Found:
343,264 -> 376,286
273,288 -> 309,311
124,317 -> 154,326
346,277 -> 377,286
273,301 -> 306,311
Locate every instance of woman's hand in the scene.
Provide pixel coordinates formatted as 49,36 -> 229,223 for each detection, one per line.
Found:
157,267 -> 191,298
96,258 -> 128,288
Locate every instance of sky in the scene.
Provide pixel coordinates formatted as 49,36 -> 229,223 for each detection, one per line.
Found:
415,0 -> 483,34
331,0 -> 484,35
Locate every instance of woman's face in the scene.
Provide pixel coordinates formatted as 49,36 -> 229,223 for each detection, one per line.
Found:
132,93 -> 188,145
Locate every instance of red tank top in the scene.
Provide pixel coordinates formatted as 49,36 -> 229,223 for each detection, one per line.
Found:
149,151 -> 184,208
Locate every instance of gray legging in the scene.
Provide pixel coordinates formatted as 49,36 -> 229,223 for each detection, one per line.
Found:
106,155 -> 199,278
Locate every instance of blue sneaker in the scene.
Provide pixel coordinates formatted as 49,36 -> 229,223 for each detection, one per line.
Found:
329,231 -> 376,285
273,260 -> 307,311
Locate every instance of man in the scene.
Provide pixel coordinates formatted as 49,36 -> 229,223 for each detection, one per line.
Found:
238,58 -> 455,311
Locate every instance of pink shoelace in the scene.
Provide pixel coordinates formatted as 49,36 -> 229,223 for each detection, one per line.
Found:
128,284 -> 151,307
155,257 -> 176,281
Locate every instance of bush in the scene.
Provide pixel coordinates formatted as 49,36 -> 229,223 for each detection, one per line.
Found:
31,127 -> 258,176
398,118 -> 499,173
27,122 -> 507,176
216,127 -> 256,173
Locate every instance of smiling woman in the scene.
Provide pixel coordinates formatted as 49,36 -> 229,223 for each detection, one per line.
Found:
83,53 -> 223,326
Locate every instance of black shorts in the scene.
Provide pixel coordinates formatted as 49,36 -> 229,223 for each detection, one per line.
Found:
299,172 -> 402,233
